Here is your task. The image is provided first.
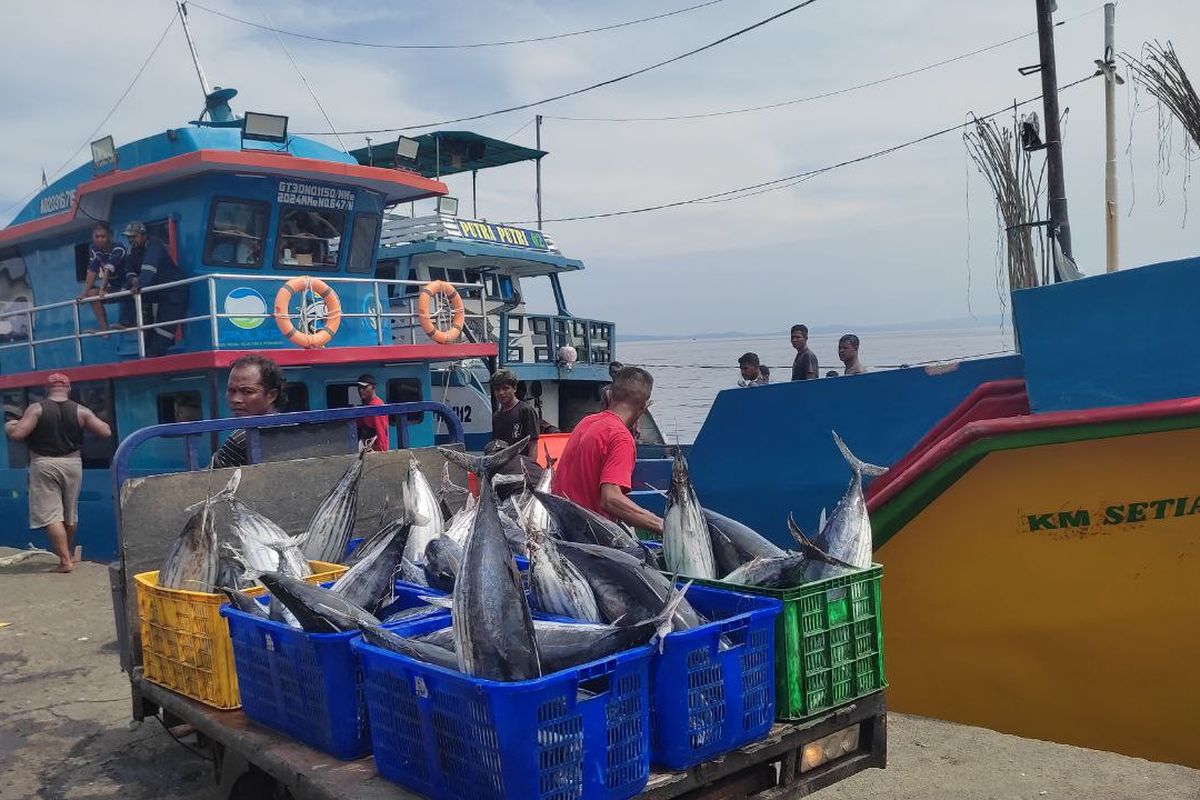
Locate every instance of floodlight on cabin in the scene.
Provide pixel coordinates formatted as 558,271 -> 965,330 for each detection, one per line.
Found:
242,112 -> 289,144
395,136 -> 420,162
91,136 -> 117,170
437,196 -> 459,217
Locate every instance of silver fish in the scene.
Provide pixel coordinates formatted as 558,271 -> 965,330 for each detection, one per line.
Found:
331,519 -> 410,614
401,456 -> 446,562
302,447 -> 369,564
222,587 -> 268,619
219,470 -> 307,575
814,432 -> 887,570
531,490 -> 657,566
215,542 -> 254,591
443,493 -> 477,547
663,451 -> 717,579
359,621 -> 460,670
398,557 -> 430,587
517,464 -> 553,538
258,572 -> 379,633
439,439 -> 541,681
527,517 -> 601,623
723,554 -> 807,588
423,536 -> 463,593
158,475 -> 227,591
702,508 -> 785,575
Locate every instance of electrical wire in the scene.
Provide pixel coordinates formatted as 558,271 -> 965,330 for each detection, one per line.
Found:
295,0 -> 823,135
542,5 -> 1102,123
0,13 -> 178,220
189,0 -> 728,50
514,74 -> 1099,223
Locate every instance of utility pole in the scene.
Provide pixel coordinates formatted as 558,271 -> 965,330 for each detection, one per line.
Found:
1034,0 -> 1074,279
1102,2 -> 1119,272
535,115 -> 544,230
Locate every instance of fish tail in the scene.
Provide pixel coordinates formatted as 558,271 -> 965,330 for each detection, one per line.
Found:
438,437 -> 529,479
183,468 -> 242,514
788,513 -> 856,568
832,431 -> 887,477
654,580 -> 693,651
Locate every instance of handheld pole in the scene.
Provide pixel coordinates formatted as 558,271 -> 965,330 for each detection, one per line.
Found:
1034,0 -> 1074,278
1103,2 -> 1119,272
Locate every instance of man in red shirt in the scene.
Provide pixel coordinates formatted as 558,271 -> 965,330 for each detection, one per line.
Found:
552,366 -> 663,533
356,374 -> 389,451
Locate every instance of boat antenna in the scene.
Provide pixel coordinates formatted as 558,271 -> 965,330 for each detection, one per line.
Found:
178,1 -> 214,103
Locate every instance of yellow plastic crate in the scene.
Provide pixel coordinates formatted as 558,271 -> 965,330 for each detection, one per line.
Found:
135,560 -> 346,709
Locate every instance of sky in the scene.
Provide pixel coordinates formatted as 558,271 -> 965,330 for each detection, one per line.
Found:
1,0 -> 1198,335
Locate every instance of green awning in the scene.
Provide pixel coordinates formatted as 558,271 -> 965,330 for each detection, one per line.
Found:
349,131 -> 545,178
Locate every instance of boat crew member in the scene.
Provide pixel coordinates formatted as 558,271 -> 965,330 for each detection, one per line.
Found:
78,223 -> 125,331
4,373 -> 112,573
212,354 -> 286,469
552,366 -> 664,534
490,369 -> 539,459
121,222 -> 188,357
737,352 -> 770,387
790,324 -> 819,381
355,373 -> 389,452
838,334 -> 868,375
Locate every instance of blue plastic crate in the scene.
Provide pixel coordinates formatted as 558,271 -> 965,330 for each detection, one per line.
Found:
352,614 -> 652,800
220,585 -> 442,759
650,583 -> 781,769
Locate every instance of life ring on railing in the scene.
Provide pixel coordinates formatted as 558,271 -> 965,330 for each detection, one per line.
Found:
417,280 -> 465,344
273,276 -> 342,349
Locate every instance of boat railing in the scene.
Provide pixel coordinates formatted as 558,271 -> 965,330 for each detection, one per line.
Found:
0,272 -> 489,368
498,312 -> 614,367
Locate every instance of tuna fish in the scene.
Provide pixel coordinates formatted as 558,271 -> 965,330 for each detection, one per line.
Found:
702,508 -> 785,575
398,557 -> 429,587
438,439 -> 541,681
814,432 -> 887,570
531,490 -> 657,566
401,455 -> 446,562
358,621 -> 460,670
302,446 -> 369,564
723,553 -> 808,588
527,517 -> 602,623
219,469 -> 309,576
222,587 -> 269,619
443,493 -> 477,547
787,515 -> 860,584
422,536 -> 463,593
662,452 -> 717,579
330,518 -> 411,613
215,542 -> 254,591
157,476 -> 226,591
379,604 -> 446,625
258,572 -> 380,633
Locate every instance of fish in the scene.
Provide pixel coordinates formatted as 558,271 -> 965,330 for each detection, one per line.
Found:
357,621 -> 461,670
438,438 -> 542,681
662,451 -> 717,579
527,517 -> 602,623
302,446 -> 369,564
157,475 -> 226,592
423,536 -> 463,593
787,515 -> 861,584
401,455 -> 446,563
723,553 -> 808,588
814,432 -> 887,570
258,572 -> 380,633
215,542 -> 254,591
556,540 -> 704,632
346,517 -> 405,568
221,587 -> 269,619
398,557 -> 430,587
438,461 -> 470,517
331,518 -> 411,613
531,490 -> 658,566
702,508 -> 785,574
379,604 -> 446,625
219,470 -> 309,576
443,492 -> 477,547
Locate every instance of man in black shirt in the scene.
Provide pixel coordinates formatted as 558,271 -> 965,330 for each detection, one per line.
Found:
790,324 -> 819,381
121,221 -> 189,357
490,369 -> 539,458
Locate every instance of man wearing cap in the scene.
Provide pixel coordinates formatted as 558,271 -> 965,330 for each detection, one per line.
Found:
121,222 -> 188,357
490,369 -> 539,459
4,373 -> 111,573
355,374 -> 389,452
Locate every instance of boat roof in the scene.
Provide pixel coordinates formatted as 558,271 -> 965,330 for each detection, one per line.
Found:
378,214 -> 583,277
349,131 -> 546,177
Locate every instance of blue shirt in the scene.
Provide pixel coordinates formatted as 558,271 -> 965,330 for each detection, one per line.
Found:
87,243 -> 126,277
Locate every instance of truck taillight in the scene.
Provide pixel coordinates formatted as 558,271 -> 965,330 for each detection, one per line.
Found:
800,724 -> 861,773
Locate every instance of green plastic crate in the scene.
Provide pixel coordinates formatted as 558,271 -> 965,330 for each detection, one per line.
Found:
689,564 -> 885,721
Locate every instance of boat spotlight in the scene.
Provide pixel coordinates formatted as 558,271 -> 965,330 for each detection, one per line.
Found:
437,196 -> 459,217
242,111 -> 289,144
395,136 -> 420,162
90,135 -> 117,171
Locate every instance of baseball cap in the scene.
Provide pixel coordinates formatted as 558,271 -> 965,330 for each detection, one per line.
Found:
356,373 -> 376,387
123,221 -> 147,236
46,372 -> 71,389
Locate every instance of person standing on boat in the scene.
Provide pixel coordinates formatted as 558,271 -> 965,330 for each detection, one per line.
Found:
790,324 -> 819,381
737,352 -> 770,387
120,222 -> 188,357
838,334 -> 868,375
355,373 -> 389,451
553,366 -> 663,534
78,223 -> 125,331
212,355 -> 286,468
490,369 -> 539,459
4,373 -> 112,573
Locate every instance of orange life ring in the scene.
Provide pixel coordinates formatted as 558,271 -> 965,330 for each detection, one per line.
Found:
417,280 -> 465,344
273,276 -> 342,349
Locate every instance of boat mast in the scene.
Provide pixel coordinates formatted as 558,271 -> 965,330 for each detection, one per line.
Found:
177,1 -> 213,99
1033,0 -> 1074,280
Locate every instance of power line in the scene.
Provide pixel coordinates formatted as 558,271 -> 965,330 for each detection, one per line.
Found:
189,0 -> 729,50
295,0 -> 823,135
515,74 -> 1099,223
542,5 -> 1103,123
0,13 -> 178,220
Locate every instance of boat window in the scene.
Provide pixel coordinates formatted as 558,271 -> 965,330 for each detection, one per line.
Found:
3,389 -> 29,467
0,248 -> 33,343
156,390 -> 203,424
276,207 -> 346,271
280,382 -> 309,413
346,214 -> 381,274
404,268 -> 420,296
427,266 -> 447,282
447,268 -> 465,284
386,378 -> 425,423
203,199 -> 270,268
73,380 -> 117,469
461,269 -> 482,300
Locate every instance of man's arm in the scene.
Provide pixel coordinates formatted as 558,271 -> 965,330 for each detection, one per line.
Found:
599,483 -> 664,534
77,406 -> 112,438
522,406 -> 540,458
5,403 -> 42,441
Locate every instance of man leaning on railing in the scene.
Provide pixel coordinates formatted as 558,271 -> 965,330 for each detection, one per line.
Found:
120,222 -> 189,357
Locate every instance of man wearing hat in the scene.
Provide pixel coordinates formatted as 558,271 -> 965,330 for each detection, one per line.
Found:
355,374 -> 389,451
121,221 -> 189,357
4,373 -> 111,572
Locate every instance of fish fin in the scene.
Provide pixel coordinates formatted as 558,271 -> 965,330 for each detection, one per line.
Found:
832,430 -> 887,477
641,482 -> 668,498
818,507 -> 827,532
359,437 -> 377,455
438,437 -> 529,479
313,602 -> 358,630
542,442 -> 556,469
654,580 -> 693,651
419,594 -> 454,609
183,469 -> 242,513
787,513 -> 856,568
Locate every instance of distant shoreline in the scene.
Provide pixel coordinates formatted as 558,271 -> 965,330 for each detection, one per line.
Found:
622,315 -> 1007,343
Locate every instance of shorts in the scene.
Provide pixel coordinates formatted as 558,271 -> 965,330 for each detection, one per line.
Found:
28,454 -> 83,528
